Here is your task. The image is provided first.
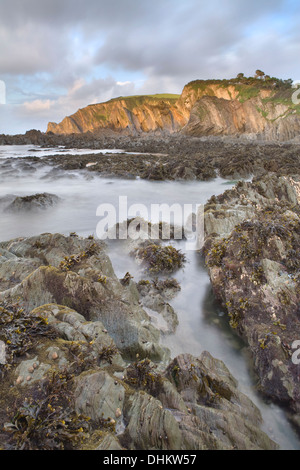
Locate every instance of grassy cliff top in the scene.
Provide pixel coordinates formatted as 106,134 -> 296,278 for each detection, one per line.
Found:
185,75 -> 293,91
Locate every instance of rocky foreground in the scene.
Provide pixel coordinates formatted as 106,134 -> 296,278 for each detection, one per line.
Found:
0,232 -> 276,450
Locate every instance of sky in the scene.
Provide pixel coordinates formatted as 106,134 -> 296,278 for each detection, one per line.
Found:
0,0 -> 300,134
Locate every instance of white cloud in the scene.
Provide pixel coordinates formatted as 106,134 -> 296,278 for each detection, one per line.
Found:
23,99 -> 53,113
116,81 -> 132,86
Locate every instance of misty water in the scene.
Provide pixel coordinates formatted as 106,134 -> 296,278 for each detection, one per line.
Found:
0,145 -> 299,450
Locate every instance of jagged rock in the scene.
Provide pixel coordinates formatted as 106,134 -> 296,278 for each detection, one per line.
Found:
137,280 -> 180,334
117,352 -> 276,450
204,174 -> 300,240
0,229 -> 280,450
122,390 -> 182,450
15,357 -> 52,386
164,352 -> 276,450
31,304 -> 125,368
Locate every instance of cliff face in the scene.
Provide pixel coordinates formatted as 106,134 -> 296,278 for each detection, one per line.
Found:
181,83 -> 300,140
47,81 -> 300,141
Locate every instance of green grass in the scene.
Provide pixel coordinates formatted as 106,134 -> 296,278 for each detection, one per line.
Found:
110,94 -> 179,103
256,106 -> 269,119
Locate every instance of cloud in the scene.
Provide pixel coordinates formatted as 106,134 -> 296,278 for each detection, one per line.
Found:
23,99 -> 53,113
6,76 -> 137,133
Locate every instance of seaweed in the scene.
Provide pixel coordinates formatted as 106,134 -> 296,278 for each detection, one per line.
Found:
125,358 -> 162,395
98,344 -> 119,365
59,242 -> 98,272
120,272 -> 133,286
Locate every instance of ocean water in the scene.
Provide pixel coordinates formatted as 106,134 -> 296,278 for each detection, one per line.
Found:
0,145 -> 299,450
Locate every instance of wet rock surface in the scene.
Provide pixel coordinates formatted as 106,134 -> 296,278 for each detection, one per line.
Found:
1,133 -> 300,181
204,174 -> 300,423
0,232 -> 276,450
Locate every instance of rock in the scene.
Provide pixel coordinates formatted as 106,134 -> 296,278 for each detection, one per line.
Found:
0,229 -> 280,450
123,391 -> 182,450
75,370 -> 126,424
164,353 -> 276,450
47,95 -> 184,135
45,80 -> 300,142
32,303 -> 124,368
15,357 -> 51,386
93,433 -> 124,451
137,280 -> 180,334
117,351 -> 276,450
0,195 -> 17,208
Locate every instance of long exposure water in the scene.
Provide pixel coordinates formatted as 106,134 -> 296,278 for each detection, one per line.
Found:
0,145 -> 299,450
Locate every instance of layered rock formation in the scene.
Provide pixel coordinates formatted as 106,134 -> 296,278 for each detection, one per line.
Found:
47,79 -> 300,141
47,94 -> 184,135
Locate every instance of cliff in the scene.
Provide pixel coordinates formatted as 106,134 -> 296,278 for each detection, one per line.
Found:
47,78 -> 300,141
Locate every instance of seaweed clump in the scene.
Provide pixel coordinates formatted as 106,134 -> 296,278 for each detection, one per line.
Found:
59,242 -> 98,272
137,243 -> 186,274
125,358 -> 163,397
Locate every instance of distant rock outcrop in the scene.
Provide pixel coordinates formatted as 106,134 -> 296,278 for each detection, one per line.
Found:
4,193 -> 61,212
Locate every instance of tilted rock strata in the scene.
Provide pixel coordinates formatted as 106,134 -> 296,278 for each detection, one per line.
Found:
204,174 -> 300,420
